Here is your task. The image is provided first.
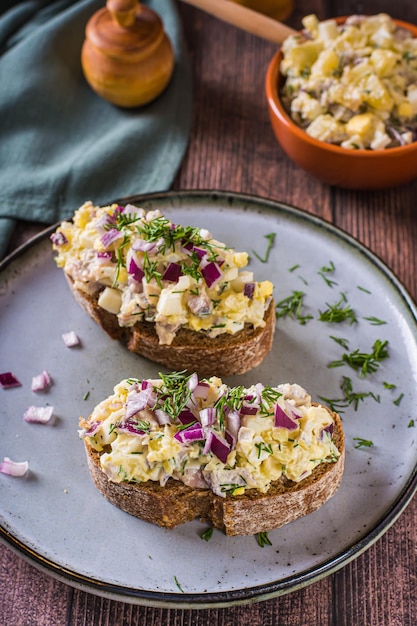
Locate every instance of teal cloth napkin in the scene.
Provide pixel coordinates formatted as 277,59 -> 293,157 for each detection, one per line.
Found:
0,0 -> 192,258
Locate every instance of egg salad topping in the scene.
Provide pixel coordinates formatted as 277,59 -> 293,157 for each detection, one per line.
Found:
79,372 -> 340,498
51,202 -> 273,345
281,13 -> 417,150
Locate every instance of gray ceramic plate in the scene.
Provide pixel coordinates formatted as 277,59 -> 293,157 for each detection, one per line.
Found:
1,191 -> 416,608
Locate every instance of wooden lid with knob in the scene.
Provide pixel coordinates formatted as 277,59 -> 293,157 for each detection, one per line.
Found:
81,0 -> 174,107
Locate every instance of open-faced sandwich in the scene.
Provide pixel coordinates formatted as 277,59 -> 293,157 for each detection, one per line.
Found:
79,371 -> 345,536
51,202 -> 275,377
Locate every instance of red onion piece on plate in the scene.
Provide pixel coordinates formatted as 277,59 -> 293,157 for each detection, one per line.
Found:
0,372 -> 22,389
62,331 -> 80,347
31,370 -> 52,392
0,457 -> 29,477
23,405 -> 54,424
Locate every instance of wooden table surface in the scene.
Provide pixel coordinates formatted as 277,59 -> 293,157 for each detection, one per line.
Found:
2,0 -> 417,624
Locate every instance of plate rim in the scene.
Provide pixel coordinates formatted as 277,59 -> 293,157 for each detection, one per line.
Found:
1,190 -> 417,608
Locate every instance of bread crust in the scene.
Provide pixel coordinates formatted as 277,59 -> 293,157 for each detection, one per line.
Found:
66,273 -> 275,377
84,409 -> 344,536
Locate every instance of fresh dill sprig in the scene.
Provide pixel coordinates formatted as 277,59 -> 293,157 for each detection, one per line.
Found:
136,216 -> 221,260
252,232 -> 276,263
142,251 -> 163,287
318,293 -> 357,325
259,386 -> 283,416
319,376 -> 380,412
393,392 -> 404,406
113,208 -> 142,230
157,371 -> 194,419
133,420 -> 151,433
201,527 -> 214,541
275,291 -> 313,325
353,437 -> 374,449
220,482 -> 246,494
255,442 -> 273,458
318,261 -> 337,287
180,255 -> 204,282
328,339 -> 389,378
363,316 -> 387,325
256,532 -> 272,547
330,336 -> 350,350
214,386 -> 246,427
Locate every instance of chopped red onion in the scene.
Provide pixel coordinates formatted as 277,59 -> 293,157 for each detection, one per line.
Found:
320,423 -> 334,440
31,370 -> 52,392
174,423 -> 205,444
255,383 -> 265,397
0,372 -> 22,389
274,403 -> 298,430
226,410 -> 240,441
132,239 -> 157,253
225,430 -> 236,449
242,394 -> 260,413
117,418 -> 147,435
97,251 -> 112,259
95,213 -> 115,232
154,409 -> 172,425
203,430 -> 230,464
199,407 -> 215,427
155,237 -> 165,251
81,421 -> 101,437
201,262 -> 222,288
192,246 -> 207,260
0,457 -> 28,477
287,403 -> 303,420
178,409 -> 197,425
193,381 -> 210,400
187,373 -> 199,393
125,387 -> 156,418
240,404 -> 258,415
50,232 -> 68,246
101,228 -> 123,248
23,405 -> 54,424
128,255 -> 145,282
162,262 -> 183,282
243,282 -> 255,299
124,203 -> 141,215
180,241 -> 193,255
62,331 -> 81,347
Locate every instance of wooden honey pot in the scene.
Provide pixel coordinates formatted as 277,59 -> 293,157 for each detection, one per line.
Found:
81,0 -> 174,108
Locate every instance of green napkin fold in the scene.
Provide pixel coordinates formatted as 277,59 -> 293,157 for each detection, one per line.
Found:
0,0 -> 192,258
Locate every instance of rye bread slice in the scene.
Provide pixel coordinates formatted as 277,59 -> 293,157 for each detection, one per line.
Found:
66,273 -> 276,377
84,409 -> 344,536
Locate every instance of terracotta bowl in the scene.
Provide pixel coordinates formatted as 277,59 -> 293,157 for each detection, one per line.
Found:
265,17 -> 417,190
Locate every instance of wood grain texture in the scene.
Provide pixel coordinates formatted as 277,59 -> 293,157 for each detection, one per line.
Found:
2,0 -> 416,624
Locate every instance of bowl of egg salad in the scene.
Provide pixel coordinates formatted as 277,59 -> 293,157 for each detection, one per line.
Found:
265,13 -> 417,189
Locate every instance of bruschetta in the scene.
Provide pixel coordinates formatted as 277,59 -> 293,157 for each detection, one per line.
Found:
79,372 -> 345,536
52,202 -> 275,376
